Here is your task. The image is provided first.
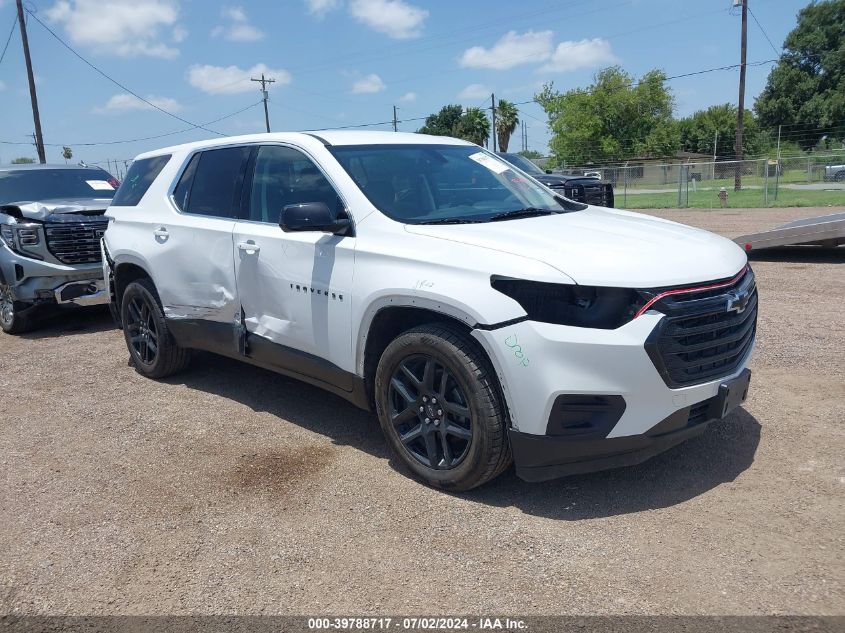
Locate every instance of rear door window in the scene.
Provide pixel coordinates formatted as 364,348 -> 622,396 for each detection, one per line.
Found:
182,147 -> 252,218
172,154 -> 200,212
111,155 -> 171,206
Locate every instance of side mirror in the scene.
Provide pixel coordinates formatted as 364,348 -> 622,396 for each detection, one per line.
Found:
280,202 -> 351,235
545,169 -> 553,174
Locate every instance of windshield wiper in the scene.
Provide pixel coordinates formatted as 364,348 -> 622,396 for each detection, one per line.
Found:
418,217 -> 485,225
488,207 -> 554,222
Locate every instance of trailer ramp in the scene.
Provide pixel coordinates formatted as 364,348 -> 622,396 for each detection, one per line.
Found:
734,212 -> 845,251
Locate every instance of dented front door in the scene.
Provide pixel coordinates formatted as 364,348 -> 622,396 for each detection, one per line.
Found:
233,145 -> 356,379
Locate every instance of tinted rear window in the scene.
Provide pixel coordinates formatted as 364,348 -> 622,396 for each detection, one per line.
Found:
0,168 -> 118,205
183,147 -> 251,218
111,155 -> 171,206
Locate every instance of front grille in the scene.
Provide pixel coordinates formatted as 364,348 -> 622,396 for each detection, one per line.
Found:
550,182 -> 614,207
645,267 -> 757,387
45,220 -> 108,264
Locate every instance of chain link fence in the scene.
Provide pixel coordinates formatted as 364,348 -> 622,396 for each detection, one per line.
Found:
560,151 -> 845,209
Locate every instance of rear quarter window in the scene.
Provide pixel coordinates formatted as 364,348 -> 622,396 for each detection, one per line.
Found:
111,154 -> 171,206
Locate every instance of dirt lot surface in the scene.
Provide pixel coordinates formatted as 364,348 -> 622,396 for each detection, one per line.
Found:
1,206 -> 843,615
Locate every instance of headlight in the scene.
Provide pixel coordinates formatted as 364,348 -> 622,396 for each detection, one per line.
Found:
0,222 -> 44,259
491,277 -> 646,329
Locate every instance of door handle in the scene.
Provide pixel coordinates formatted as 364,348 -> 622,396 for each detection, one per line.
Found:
237,241 -> 260,254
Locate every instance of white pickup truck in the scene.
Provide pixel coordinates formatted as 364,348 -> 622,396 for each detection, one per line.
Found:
102,131 -> 756,490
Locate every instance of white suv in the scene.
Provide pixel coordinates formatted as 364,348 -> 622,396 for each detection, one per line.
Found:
102,131 -> 756,490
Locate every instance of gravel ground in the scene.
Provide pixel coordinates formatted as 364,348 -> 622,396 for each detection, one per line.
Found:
1,206 -> 842,616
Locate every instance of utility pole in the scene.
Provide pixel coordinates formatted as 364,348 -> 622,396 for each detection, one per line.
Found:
393,105 -> 398,132
491,93 -> 497,152
774,124 -> 782,200
17,0 -> 45,164
251,73 -> 275,133
734,0 -> 748,191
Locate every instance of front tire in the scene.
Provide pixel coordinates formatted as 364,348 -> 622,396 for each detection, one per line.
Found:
0,284 -> 34,334
121,278 -> 191,378
375,323 -> 511,491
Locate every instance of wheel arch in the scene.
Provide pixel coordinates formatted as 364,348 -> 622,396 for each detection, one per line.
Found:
113,259 -> 155,309
357,298 -> 511,417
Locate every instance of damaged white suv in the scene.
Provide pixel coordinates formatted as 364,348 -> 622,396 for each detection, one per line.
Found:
103,132 -> 756,490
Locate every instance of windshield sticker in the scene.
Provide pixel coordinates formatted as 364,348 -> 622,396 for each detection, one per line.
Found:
86,180 -> 115,191
468,152 -> 511,175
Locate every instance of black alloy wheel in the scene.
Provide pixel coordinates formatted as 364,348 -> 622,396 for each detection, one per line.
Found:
388,354 -> 473,470
120,278 -> 191,379
375,324 -> 512,490
125,295 -> 159,366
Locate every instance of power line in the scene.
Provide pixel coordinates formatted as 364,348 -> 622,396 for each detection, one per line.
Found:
748,6 -> 781,57
0,13 -> 17,67
0,101 -> 263,147
24,8 -> 225,137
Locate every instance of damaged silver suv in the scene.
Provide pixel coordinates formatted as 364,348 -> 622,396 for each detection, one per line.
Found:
0,163 -> 118,333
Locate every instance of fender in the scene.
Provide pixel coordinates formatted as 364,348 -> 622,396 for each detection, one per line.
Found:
354,294 -> 482,376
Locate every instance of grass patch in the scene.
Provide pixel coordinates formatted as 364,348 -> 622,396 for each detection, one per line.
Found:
620,187 -> 845,209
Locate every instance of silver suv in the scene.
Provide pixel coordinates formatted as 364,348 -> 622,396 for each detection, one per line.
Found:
0,163 -> 118,333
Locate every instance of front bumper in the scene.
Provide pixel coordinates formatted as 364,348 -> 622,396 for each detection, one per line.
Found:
0,243 -> 106,306
509,370 -> 750,482
472,314 -> 754,481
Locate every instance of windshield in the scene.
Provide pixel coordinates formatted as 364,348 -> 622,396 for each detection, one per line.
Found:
498,152 -> 545,175
0,168 -> 117,205
331,144 -> 579,224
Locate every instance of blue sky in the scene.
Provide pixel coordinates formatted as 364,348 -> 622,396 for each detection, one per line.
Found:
0,0 -> 811,169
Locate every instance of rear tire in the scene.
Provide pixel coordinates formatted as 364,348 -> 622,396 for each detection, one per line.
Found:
120,278 -> 191,379
374,323 -> 512,491
0,285 -> 35,335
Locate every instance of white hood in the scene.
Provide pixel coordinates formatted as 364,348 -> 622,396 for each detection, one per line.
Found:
405,207 -> 748,288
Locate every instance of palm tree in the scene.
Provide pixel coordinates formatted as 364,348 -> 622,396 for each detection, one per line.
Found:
495,99 -> 519,152
455,107 -> 490,146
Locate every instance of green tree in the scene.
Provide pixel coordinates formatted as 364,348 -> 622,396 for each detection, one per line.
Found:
417,104 -> 464,137
755,0 -> 845,149
62,146 -> 73,163
536,67 -> 679,166
10,157 -> 36,164
454,107 -> 490,146
495,99 -> 519,152
677,104 -> 765,158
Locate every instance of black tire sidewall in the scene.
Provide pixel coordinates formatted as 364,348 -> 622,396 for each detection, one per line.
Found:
375,327 -> 505,490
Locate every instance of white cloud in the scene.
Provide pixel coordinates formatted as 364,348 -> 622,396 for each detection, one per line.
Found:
172,25 -> 187,42
187,63 -> 291,95
305,0 -> 340,17
0,80 -> 5,91
212,6 -> 264,42
460,30 -> 553,71
349,0 -> 428,39
399,91 -> 417,102
351,73 -> 386,93
46,0 -> 182,58
458,83 -> 490,100
539,38 -> 617,72
95,93 -> 182,114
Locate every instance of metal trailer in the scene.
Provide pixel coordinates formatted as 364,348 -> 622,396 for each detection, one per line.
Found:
734,211 -> 845,252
